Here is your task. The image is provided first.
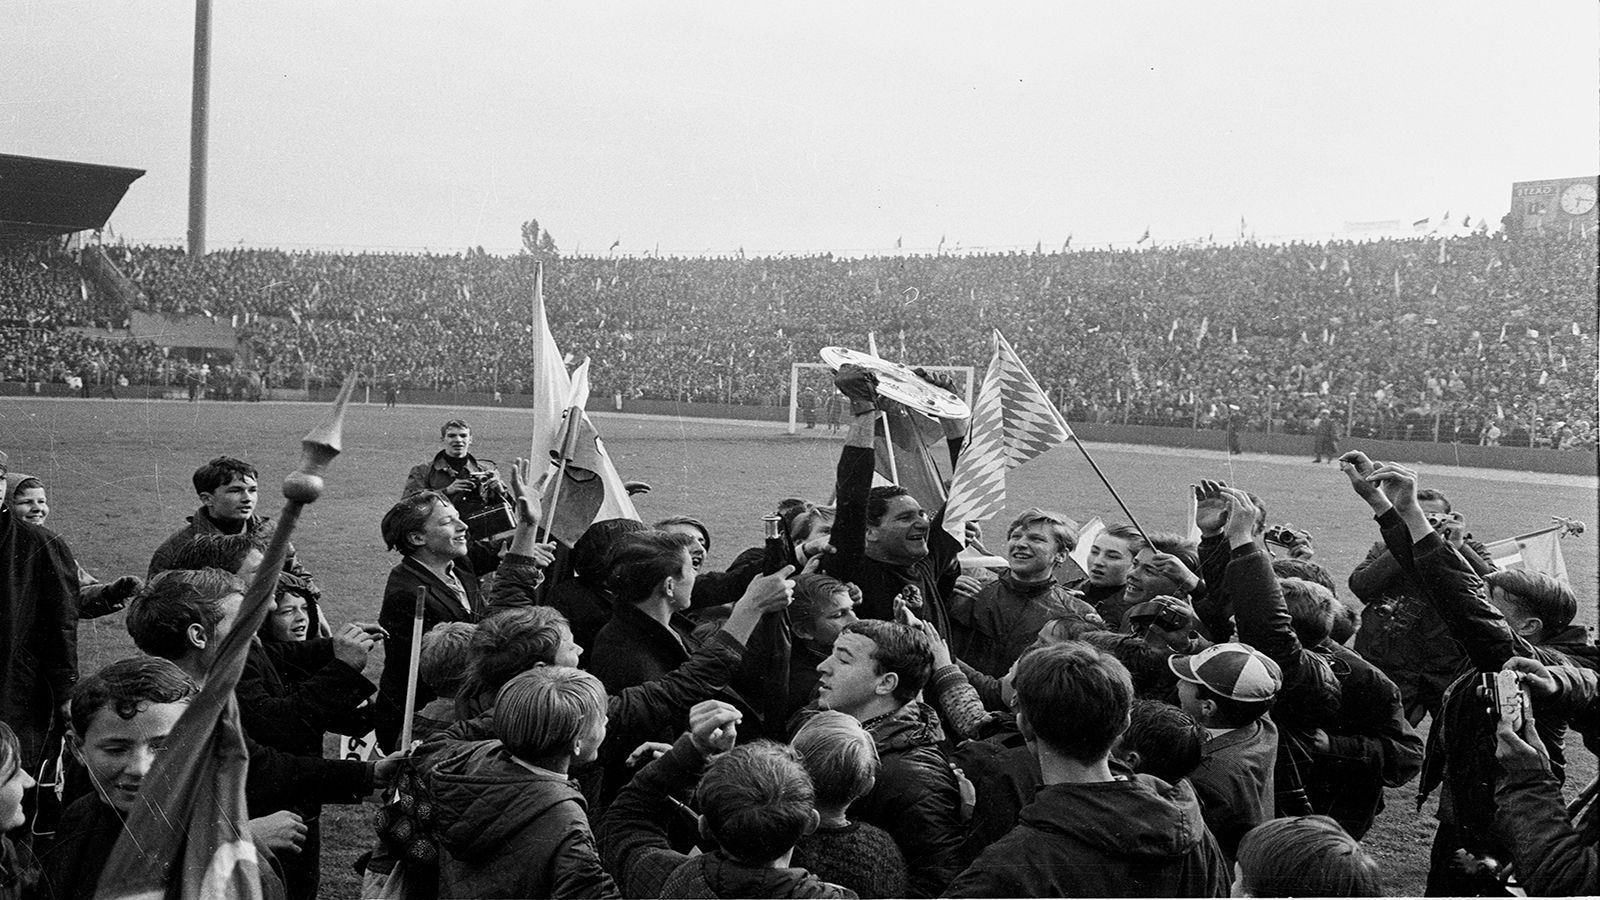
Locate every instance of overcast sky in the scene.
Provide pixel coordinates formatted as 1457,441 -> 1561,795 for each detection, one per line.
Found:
5,1 -> 1596,256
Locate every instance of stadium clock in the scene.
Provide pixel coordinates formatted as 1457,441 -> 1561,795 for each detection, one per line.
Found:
1560,181 -> 1596,215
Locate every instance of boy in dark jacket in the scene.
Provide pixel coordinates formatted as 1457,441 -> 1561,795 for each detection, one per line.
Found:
814,619 -> 965,896
426,666 -> 618,899
948,642 -> 1230,898
1169,642 -> 1283,860
600,699 -> 854,900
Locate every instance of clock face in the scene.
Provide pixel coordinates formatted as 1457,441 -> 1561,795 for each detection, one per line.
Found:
1560,182 -> 1597,215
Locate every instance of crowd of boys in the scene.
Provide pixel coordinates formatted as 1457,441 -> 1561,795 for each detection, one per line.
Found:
0,362 -> 1593,898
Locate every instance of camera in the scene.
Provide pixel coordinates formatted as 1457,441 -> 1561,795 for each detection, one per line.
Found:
1129,597 -> 1190,633
1482,670 -> 1526,734
1263,525 -> 1298,548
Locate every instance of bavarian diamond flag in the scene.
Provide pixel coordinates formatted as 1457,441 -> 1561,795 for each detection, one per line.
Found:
943,330 -> 1073,543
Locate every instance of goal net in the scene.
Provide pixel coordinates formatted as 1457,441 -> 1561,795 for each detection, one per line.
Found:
787,361 -> 976,435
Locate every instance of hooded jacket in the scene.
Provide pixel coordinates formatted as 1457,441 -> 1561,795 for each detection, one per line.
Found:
426,740 -> 618,899
946,774 -> 1231,898
852,701 -> 965,898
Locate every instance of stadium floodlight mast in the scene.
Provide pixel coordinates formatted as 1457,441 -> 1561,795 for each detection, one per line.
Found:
787,361 -> 974,435
188,0 -> 212,258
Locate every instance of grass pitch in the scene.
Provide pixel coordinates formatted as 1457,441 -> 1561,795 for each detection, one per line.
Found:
4,396 -> 1595,897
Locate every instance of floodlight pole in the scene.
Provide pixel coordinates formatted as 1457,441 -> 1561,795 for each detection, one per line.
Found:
187,0 -> 212,259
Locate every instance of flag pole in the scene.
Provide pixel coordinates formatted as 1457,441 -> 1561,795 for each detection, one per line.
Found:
539,405 -> 582,543
1068,432 -> 1151,547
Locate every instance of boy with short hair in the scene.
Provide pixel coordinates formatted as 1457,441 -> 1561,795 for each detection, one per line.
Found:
601,700 -> 853,900
948,642 -> 1230,897
814,619 -> 964,896
1169,641 -> 1283,859
41,657 -> 295,900
426,666 -> 619,899
790,711 -> 908,899
148,455 -> 323,630
1076,523 -> 1145,624
948,508 -> 1101,678
414,621 -> 478,738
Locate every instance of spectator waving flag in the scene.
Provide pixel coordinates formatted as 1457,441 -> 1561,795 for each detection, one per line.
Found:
943,330 -> 1073,543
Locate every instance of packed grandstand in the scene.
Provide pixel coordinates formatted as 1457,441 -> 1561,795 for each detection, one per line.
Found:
1,228 -> 1594,449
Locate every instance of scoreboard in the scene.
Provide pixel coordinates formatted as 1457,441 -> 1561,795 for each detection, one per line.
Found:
1508,176 -> 1598,232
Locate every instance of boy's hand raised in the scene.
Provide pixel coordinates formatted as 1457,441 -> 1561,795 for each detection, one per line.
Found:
688,700 -> 742,756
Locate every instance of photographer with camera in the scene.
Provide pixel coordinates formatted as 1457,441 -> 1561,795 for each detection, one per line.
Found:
1348,484 -> 1494,727
403,418 -> 512,541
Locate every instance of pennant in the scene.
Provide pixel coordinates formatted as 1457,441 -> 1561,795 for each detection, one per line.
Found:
943,331 -> 1074,542
1137,227 -> 1150,244
1485,527 -> 1569,584
1413,217 -> 1430,232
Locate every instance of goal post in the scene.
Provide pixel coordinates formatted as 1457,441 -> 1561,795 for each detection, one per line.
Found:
788,361 -> 976,435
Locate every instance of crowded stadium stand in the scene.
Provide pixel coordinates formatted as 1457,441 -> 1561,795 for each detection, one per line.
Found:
0,167 -> 1594,452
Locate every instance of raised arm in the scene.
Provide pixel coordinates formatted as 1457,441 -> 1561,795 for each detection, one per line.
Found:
822,365 -> 882,586
1348,454 -> 1517,672
599,701 -> 738,899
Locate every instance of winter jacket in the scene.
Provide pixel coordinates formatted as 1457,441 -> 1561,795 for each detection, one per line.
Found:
945,775 -> 1231,898
1305,638 -> 1422,839
824,444 -> 961,640
852,702 -> 966,897
0,506 -> 78,771
1493,664 -> 1600,895
1349,533 -> 1494,722
403,450 -> 506,526
240,638 -> 375,757
425,740 -> 619,899
948,571 -> 1100,678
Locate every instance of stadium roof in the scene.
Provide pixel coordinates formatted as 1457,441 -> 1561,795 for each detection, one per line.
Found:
0,153 -> 145,240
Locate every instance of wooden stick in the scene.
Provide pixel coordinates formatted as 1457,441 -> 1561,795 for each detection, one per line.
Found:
398,585 -> 427,752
